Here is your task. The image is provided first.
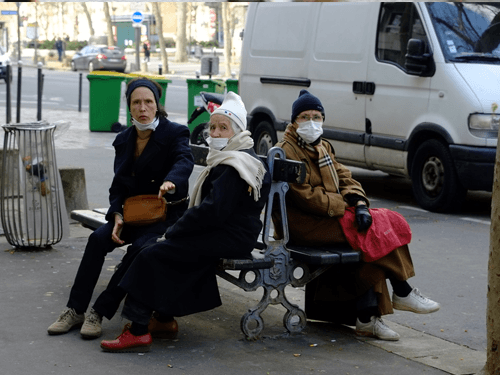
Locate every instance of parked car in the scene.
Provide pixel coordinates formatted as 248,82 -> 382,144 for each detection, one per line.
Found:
71,45 -> 127,73
0,46 -> 12,83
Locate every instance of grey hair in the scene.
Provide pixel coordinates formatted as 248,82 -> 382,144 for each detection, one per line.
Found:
230,119 -> 242,134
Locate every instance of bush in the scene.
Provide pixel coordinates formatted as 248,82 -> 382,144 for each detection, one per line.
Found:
199,40 -> 219,48
65,41 -> 87,51
40,40 -> 55,49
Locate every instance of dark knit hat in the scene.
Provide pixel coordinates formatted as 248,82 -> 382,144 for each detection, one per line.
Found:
291,89 -> 325,124
125,78 -> 161,110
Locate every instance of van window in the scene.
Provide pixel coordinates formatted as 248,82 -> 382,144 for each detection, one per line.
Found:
426,2 -> 500,64
376,3 -> 429,70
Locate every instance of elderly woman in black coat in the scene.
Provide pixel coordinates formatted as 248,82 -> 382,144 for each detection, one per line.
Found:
100,92 -> 272,353
48,77 -> 194,339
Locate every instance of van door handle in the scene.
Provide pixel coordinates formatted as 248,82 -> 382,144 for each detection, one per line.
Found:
352,81 -> 376,95
365,82 -> 376,95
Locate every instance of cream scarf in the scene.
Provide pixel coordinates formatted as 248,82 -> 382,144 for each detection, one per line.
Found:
189,130 -> 267,208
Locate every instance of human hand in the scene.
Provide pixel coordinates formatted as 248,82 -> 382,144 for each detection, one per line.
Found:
158,181 -> 176,198
355,205 -> 372,232
111,214 -> 125,245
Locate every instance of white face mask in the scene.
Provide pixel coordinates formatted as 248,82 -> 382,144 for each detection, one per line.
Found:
296,120 -> 323,143
132,116 -> 159,132
206,137 -> 229,151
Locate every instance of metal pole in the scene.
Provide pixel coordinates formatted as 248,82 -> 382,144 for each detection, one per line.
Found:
16,3 -> 20,63
16,61 -> 22,123
6,62 -> 11,124
135,25 -> 140,72
37,62 -> 42,121
158,62 -> 162,75
78,72 -> 82,112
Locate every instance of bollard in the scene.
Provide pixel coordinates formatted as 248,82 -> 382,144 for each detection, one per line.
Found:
37,62 -> 43,121
6,62 -> 11,124
16,60 -> 22,123
158,62 -> 163,75
78,73 -> 82,112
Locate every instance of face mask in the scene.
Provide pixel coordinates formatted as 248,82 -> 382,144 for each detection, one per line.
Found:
132,116 -> 159,132
296,120 -> 323,143
206,137 -> 228,151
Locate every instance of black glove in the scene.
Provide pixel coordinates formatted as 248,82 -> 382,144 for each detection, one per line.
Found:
355,205 -> 372,232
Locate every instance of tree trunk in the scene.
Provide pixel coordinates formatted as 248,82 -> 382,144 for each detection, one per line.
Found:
152,2 -> 169,74
81,3 -> 95,37
175,2 -> 188,63
222,3 -> 231,78
103,3 -> 114,46
486,105 -> 500,373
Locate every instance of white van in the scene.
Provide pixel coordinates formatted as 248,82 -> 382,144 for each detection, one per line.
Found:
239,2 -> 500,212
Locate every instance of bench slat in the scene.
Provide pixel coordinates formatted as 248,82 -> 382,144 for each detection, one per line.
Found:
71,210 -> 107,230
288,244 -> 360,265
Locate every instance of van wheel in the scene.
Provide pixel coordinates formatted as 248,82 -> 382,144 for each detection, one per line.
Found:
411,139 -> 466,212
253,121 -> 277,155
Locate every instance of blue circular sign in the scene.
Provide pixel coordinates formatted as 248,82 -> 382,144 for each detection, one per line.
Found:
131,11 -> 143,23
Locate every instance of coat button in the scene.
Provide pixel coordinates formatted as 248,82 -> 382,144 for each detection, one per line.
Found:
329,210 -> 334,217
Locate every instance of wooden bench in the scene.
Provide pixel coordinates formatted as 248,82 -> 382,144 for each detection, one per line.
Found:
71,145 -> 360,339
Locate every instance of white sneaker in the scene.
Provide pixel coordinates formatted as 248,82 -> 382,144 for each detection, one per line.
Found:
356,316 -> 400,341
80,308 -> 103,339
393,288 -> 440,314
47,308 -> 84,335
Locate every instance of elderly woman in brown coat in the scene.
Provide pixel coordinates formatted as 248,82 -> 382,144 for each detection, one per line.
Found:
273,90 -> 440,341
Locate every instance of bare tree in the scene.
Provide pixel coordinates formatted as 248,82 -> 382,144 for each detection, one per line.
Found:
73,3 -> 79,41
103,3 -> 114,46
222,2 -> 231,77
152,2 -> 169,73
81,3 -> 95,37
484,103 -> 500,373
174,2 -> 188,63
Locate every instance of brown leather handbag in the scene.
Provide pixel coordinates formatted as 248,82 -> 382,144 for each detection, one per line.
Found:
123,195 -> 167,226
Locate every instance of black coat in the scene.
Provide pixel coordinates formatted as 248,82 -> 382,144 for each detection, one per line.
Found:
119,149 -> 272,317
106,117 -> 194,229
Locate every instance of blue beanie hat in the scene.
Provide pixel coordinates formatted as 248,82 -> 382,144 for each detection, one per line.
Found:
291,89 -> 325,124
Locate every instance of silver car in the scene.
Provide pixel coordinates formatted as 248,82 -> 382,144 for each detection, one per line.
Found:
71,45 -> 127,73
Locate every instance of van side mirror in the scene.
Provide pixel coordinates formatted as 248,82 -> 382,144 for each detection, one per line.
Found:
405,39 -> 435,77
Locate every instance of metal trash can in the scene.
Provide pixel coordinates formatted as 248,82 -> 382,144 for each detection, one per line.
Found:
1,121 -> 68,248
87,72 -> 126,132
186,79 -> 226,133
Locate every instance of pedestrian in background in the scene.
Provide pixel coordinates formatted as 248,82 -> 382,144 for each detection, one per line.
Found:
143,40 -> 150,63
55,38 -> 63,62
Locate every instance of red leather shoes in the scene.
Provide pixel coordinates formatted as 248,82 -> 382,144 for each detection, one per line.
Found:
100,324 -> 152,353
148,316 -> 179,339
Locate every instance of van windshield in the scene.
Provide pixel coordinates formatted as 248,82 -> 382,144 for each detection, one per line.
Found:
426,2 -> 500,64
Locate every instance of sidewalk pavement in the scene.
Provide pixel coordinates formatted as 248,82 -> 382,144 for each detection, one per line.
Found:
0,105 -> 486,375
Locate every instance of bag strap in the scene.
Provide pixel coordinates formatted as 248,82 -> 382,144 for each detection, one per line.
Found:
166,195 -> 189,206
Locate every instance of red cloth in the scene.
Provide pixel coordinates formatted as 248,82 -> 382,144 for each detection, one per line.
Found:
338,207 -> 412,262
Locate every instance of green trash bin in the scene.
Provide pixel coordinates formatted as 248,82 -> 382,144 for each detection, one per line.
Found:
124,74 -> 172,128
87,72 -> 126,132
186,79 -> 226,133
226,79 -> 238,94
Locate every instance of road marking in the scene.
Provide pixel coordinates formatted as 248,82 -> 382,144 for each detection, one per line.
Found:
461,217 -> 491,225
399,205 -> 429,213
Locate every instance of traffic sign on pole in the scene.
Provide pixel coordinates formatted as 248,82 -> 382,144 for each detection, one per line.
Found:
131,11 -> 143,24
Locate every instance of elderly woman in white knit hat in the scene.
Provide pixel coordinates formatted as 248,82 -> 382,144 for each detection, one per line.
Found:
100,92 -> 272,353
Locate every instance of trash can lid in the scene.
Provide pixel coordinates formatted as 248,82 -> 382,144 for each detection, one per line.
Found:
2,121 -> 56,131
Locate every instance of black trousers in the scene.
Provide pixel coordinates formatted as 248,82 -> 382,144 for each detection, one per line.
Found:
66,221 -> 164,318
